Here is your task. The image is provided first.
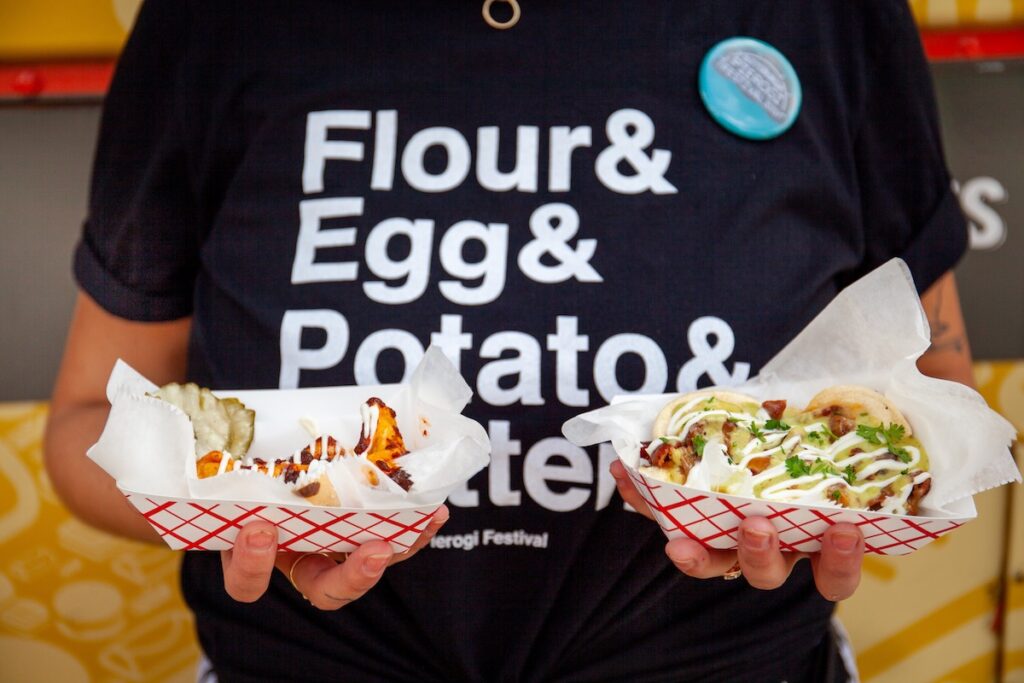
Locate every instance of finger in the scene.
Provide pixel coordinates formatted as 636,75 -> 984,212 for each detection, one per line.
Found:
390,505 -> 450,565
736,518 -> 798,590
222,521 -> 278,603
665,538 -> 738,579
812,523 -> 864,602
610,460 -> 655,520
288,540 -> 394,610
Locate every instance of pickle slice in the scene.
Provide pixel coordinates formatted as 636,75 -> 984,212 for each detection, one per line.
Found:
221,397 -> 256,457
152,383 -> 255,459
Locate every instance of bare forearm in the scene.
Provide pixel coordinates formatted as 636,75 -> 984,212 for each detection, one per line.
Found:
917,271 -> 975,388
45,292 -> 191,543
45,403 -> 161,543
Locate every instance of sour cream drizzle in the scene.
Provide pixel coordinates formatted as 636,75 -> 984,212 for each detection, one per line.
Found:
360,402 -> 380,446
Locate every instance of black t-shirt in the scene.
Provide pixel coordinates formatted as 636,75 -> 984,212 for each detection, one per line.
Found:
76,1 -> 967,681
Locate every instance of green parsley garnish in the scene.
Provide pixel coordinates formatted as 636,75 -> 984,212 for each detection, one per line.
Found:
856,423 -> 906,446
810,458 -> 838,476
747,421 -> 766,442
890,446 -> 911,463
693,434 -> 707,457
901,468 -> 909,475
831,489 -> 843,502
856,425 -> 881,443
843,464 -> 856,485
765,419 -> 790,431
857,423 -> 911,462
785,455 -> 811,478
807,425 -> 836,445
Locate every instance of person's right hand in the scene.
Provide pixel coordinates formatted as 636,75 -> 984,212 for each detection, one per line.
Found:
220,505 -> 449,609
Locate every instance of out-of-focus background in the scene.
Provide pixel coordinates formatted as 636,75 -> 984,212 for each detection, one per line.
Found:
0,1 -> 1021,681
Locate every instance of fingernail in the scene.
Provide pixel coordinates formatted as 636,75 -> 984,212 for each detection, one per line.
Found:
742,528 -> 770,551
363,553 -> 391,576
675,557 -> 696,572
247,530 -> 274,551
666,548 -> 695,571
832,531 -> 859,552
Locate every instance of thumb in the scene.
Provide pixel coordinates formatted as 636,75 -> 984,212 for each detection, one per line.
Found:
221,521 -> 278,602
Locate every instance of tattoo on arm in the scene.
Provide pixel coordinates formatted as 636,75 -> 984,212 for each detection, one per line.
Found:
925,282 -> 966,354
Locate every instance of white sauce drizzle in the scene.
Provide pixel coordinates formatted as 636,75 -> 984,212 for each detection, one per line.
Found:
299,416 -> 320,439
360,402 -> 380,446
217,451 -> 233,475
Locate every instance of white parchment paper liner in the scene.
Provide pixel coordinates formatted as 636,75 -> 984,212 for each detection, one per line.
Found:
564,259 -> 1019,532
89,346 -> 491,512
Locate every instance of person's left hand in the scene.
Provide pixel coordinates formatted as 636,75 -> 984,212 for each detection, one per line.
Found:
610,461 -> 864,601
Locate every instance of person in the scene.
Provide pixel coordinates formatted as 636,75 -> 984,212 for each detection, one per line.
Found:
45,1 -> 974,681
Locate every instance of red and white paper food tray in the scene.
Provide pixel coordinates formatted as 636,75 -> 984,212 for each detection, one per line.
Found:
563,260 -> 1018,556
125,495 -> 439,553
622,465 -> 973,556
89,346 -> 490,553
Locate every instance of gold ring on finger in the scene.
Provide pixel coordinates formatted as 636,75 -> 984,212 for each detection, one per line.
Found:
288,553 -> 329,600
722,562 -> 743,580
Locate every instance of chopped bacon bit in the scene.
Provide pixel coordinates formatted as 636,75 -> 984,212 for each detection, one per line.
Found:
762,400 -> 786,420
829,414 -> 855,437
746,456 -> 771,475
906,477 -> 931,515
300,446 -> 314,465
866,485 -> 894,511
253,457 -> 267,465
816,405 -> 839,417
684,421 -> 706,450
373,457 -> 414,490
639,441 -> 654,464
282,464 -> 308,484
296,481 -> 321,498
825,484 -> 849,507
644,440 -> 698,481
354,426 -> 372,455
721,420 -> 736,454
650,443 -> 674,467
326,436 -> 338,460
389,468 -> 414,491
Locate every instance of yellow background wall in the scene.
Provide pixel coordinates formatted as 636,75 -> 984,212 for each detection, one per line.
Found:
0,403 -> 200,683
839,361 -> 1024,682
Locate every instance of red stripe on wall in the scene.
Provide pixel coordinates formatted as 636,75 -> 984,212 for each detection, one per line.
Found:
0,61 -> 114,100
922,28 -> 1024,61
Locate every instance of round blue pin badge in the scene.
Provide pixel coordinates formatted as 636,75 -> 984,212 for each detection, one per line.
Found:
698,37 -> 801,140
